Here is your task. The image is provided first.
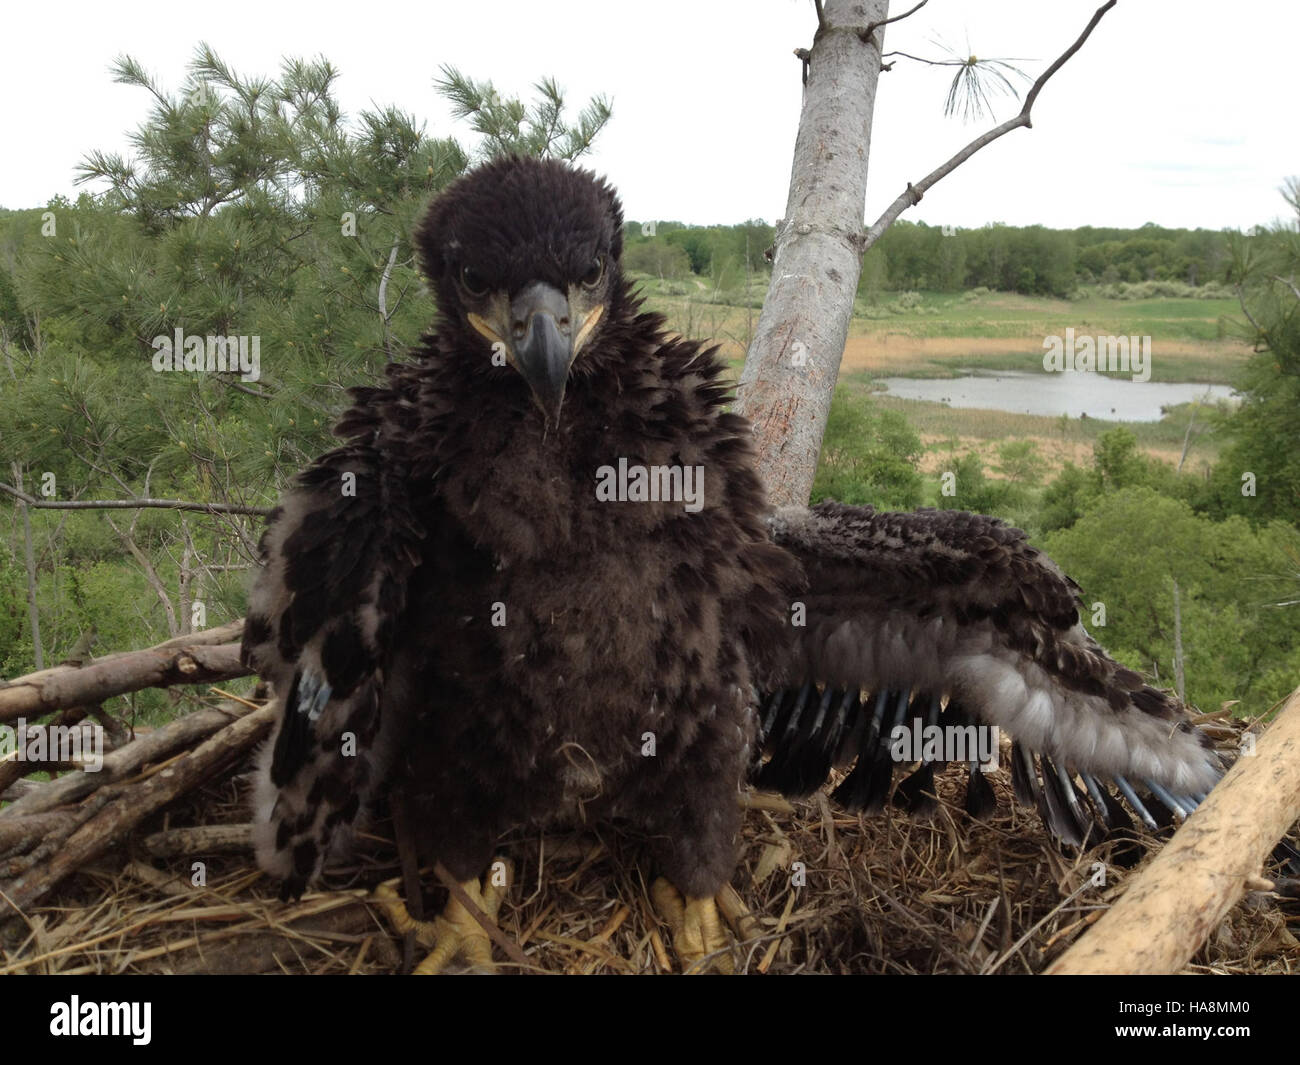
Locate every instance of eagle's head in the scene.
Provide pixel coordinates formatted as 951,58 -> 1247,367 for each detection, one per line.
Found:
415,155 -> 626,427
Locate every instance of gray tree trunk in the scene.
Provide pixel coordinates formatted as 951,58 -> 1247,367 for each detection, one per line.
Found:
736,0 -> 889,507
739,0 -> 1116,507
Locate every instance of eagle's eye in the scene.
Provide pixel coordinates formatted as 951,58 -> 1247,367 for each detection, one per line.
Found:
460,265 -> 489,298
580,255 -> 606,290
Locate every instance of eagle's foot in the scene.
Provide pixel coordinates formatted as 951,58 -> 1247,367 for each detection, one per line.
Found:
651,878 -> 735,974
373,861 -> 512,974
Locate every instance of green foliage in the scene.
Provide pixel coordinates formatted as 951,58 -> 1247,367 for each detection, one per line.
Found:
1202,180 -> 1300,527
0,44 -> 612,680
936,451 -> 1015,516
622,239 -> 691,280
994,439 -> 1044,487
622,219 -> 773,281
1039,462 -> 1094,533
859,219 -> 1236,297
1043,488 -> 1300,714
1038,426 -> 1204,533
811,388 -> 924,509
435,66 -> 611,162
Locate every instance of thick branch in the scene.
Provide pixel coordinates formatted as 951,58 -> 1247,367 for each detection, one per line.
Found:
862,0 -> 1116,252
0,482 -> 273,516
0,638 -> 250,723
0,703 -> 276,915
735,0 -> 890,507
0,703 -> 250,818
1047,689 -> 1300,974
140,823 -> 252,858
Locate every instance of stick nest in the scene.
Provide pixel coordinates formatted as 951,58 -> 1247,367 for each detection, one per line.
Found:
2,696 -> 1297,975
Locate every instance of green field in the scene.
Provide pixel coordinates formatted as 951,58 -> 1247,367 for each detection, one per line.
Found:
628,279 -> 1246,481
631,278 -> 1250,384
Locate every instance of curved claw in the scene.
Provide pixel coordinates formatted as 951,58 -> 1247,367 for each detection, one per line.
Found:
373,861 -> 513,974
651,878 -> 734,974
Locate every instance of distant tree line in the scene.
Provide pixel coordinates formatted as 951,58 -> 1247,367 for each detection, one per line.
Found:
621,219 -> 774,292
624,217 -> 1250,299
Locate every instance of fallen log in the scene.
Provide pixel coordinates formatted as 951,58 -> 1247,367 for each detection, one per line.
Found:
0,780 -> 39,803
1,627 -> 250,723
0,702 -> 275,916
0,702 -> 134,795
0,620 -> 244,692
1047,687 -> 1300,974
0,812 -> 72,858
140,823 -> 253,858
0,703 -> 252,818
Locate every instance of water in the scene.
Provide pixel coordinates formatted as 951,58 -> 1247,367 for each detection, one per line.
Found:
875,370 -> 1237,422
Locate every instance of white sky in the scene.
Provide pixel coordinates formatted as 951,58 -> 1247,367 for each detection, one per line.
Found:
2,0 -> 1294,231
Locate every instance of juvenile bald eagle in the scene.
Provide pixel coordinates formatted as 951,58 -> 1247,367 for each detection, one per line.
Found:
242,156 -> 1221,972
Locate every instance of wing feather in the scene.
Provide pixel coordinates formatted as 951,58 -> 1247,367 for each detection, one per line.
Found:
242,382 -> 429,897
754,501 -> 1221,841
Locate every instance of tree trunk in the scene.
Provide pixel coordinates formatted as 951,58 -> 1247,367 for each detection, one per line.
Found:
735,0 -> 888,507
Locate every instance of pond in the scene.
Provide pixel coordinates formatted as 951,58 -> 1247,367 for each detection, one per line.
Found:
874,371 -> 1237,422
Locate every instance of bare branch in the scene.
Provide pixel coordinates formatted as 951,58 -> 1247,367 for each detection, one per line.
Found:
881,49 -> 953,66
862,0 -> 1117,252
105,512 -> 180,637
1271,274 -> 1300,303
861,0 -> 928,42
377,237 -> 401,358
1236,283 -> 1265,335
219,377 -> 275,399
0,629 -> 250,724
0,482 -> 273,517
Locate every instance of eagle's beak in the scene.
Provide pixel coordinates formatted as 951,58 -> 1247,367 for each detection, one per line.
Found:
508,281 -> 573,426
467,280 -> 606,428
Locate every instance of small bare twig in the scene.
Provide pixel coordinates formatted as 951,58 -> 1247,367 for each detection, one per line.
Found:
861,0 -> 928,42
862,0 -> 1117,253
0,481 -> 273,517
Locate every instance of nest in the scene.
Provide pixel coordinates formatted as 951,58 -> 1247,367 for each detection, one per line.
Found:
3,690 -> 1297,975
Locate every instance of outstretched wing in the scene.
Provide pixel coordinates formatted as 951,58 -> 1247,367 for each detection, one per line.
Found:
754,501 -> 1222,847
242,382 -> 428,898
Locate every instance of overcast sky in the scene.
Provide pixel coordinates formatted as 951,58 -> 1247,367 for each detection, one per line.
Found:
2,1 -> 1293,231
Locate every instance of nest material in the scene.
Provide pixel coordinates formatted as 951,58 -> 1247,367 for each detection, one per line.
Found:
2,696 -> 1296,975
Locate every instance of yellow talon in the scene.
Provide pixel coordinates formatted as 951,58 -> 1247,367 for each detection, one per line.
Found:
651,878 -> 735,974
373,861 -> 512,974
